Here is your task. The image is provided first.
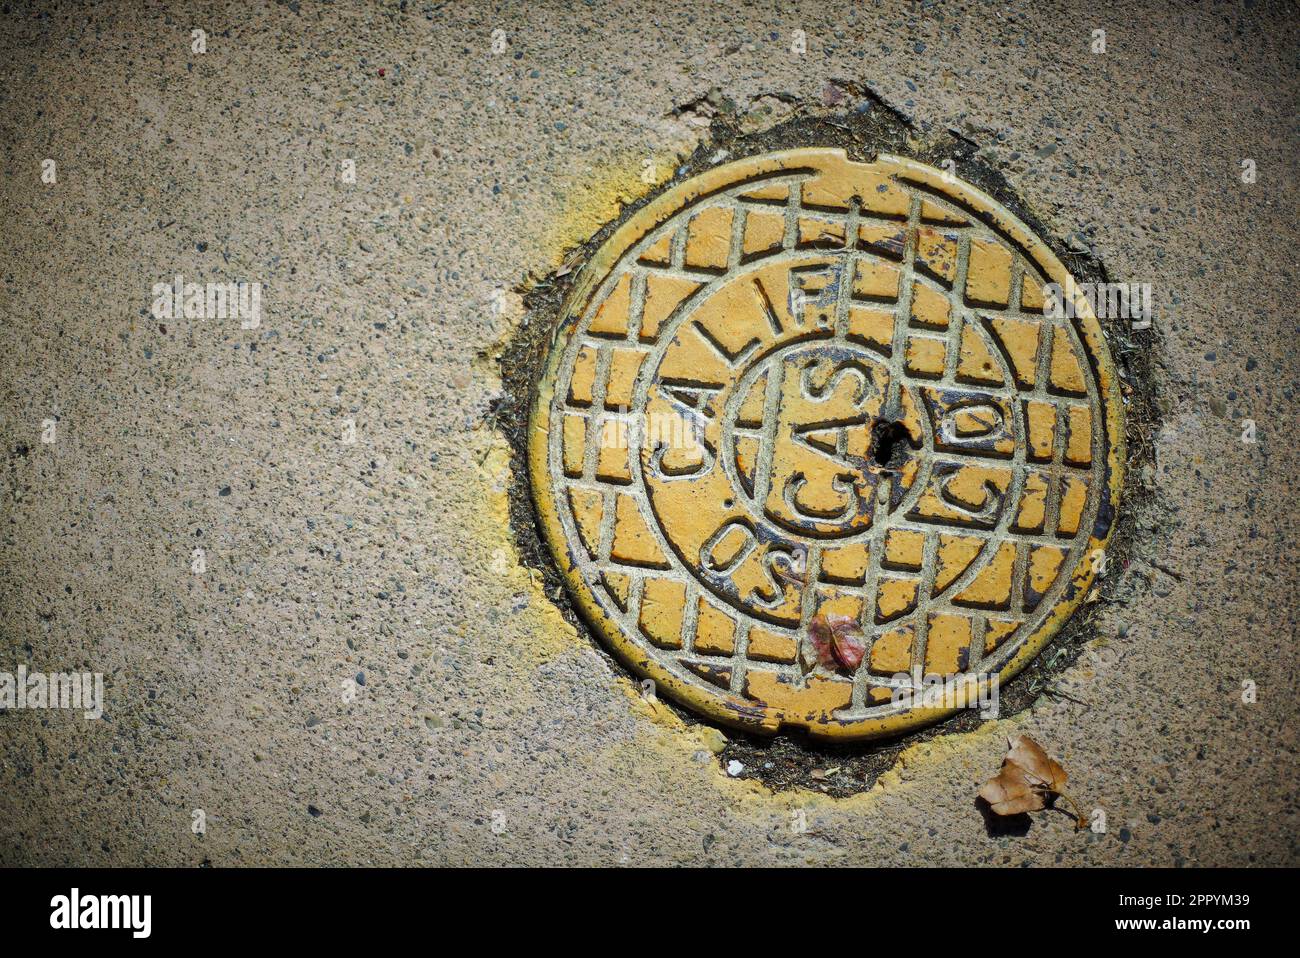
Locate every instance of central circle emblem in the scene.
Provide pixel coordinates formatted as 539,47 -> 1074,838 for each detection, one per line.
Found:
641,310 -> 935,625
721,339 -> 926,540
529,149 -> 1124,740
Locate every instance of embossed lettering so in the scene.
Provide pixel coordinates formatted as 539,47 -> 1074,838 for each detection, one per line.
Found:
529,149 -> 1124,740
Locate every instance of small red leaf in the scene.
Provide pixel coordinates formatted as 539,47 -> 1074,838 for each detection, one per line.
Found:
808,613 -> 865,672
807,615 -> 837,669
830,621 -> 866,670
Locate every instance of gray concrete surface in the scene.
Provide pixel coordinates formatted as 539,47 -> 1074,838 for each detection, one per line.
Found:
0,0 -> 1296,866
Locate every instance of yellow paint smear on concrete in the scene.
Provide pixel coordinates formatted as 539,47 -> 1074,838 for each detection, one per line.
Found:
620,680 -> 728,755
868,716 -> 1019,795
460,152 -> 693,666
537,149 -> 686,269
473,433 -> 581,663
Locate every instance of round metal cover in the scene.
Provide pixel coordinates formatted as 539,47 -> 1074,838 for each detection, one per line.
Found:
529,149 -> 1124,740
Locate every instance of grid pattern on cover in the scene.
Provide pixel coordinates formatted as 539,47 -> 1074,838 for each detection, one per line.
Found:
546,157 -> 1104,726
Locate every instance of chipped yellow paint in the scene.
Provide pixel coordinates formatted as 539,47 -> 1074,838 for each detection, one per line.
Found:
531,149 -> 1124,740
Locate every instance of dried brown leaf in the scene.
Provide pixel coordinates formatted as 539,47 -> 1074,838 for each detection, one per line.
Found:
978,735 -> 1087,828
978,762 -> 1047,815
1005,734 -> 1068,793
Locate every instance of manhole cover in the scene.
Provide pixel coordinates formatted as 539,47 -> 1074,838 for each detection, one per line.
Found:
529,148 -> 1123,740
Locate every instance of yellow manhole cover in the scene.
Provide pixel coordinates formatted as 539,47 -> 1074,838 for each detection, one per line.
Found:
530,149 -> 1124,740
